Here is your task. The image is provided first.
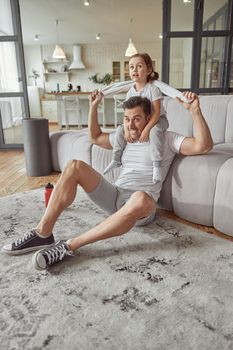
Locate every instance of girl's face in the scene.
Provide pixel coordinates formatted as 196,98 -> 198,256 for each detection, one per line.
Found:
129,56 -> 151,83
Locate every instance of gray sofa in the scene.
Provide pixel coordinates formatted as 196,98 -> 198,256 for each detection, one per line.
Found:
50,95 -> 233,236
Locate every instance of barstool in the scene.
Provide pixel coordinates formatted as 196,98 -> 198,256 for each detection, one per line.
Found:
113,94 -> 126,128
62,95 -> 83,129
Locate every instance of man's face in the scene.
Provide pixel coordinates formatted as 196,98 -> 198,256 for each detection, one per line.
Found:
123,106 -> 149,140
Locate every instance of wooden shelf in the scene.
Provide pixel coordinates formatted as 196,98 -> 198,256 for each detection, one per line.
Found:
43,60 -> 70,64
44,72 -> 70,75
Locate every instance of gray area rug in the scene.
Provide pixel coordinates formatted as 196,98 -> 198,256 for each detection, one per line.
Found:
1,189 -> 233,350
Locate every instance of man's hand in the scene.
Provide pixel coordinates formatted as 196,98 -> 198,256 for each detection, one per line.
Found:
139,128 -> 150,142
178,91 -> 213,156
176,91 -> 200,113
90,90 -> 103,108
88,90 -> 112,149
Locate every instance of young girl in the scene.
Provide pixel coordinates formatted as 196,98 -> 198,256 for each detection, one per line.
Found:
103,53 -> 169,183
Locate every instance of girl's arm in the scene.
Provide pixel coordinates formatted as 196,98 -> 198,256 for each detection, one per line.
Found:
139,99 -> 161,142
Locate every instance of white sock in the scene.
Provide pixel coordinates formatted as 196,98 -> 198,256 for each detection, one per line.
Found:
153,166 -> 162,184
103,160 -> 121,175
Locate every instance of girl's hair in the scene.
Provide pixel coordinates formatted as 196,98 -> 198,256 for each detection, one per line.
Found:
129,53 -> 159,82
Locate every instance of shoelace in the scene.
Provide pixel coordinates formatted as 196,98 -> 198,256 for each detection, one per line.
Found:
43,243 -> 69,265
14,230 -> 35,247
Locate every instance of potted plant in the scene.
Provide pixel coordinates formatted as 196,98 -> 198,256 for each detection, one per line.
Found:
89,73 -> 113,85
29,69 -> 40,86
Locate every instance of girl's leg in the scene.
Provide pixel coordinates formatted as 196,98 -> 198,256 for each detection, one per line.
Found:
150,115 -> 169,183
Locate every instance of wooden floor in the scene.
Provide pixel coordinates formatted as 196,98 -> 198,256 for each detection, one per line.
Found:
1,149 -> 232,242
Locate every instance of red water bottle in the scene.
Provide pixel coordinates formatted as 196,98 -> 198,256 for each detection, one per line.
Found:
45,183 -> 54,207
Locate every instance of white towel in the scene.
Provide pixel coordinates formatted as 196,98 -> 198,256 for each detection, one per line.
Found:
101,80 -> 190,103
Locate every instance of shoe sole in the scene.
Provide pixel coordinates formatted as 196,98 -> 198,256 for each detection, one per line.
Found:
1,243 -> 55,256
32,250 -> 47,270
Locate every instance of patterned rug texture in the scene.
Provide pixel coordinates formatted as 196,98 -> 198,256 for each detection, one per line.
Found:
1,188 -> 233,350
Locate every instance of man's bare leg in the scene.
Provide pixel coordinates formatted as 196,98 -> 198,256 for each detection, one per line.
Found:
32,190 -> 156,269
67,190 -> 156,251
2,160 -> 101,256
36,160 -> 102,236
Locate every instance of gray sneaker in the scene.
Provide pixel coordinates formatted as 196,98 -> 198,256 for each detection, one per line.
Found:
32,240 -> 74,270
2,230 -> 55,255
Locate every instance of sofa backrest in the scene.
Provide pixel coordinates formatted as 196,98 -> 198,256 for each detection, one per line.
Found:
165,95 -> 233,144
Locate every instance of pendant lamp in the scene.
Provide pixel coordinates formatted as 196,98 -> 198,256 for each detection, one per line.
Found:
125,38 -> 138,57
52,20 -> 66,59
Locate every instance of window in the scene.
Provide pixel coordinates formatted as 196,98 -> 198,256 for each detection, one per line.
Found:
0,0 -> 29,148
169,38 -> 193,88
203,0 -> 230,31
162,0 -> 233,94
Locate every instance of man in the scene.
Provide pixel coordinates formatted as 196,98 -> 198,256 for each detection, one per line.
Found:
2,91 -> 213,270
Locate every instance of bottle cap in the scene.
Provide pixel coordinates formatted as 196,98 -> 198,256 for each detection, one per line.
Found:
45,182 -> 54,189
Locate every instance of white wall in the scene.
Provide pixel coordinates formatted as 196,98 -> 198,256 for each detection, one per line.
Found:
24,45 -> 44,88
24,41 -> 162,93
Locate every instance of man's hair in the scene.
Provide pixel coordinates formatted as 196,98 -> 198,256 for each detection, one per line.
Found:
123,96 -> 151,117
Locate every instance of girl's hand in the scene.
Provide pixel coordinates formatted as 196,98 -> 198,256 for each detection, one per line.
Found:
176,91 -> 200,112
90,90 -> 103,107
124,129 -> 134,143
139,129 -> 150,142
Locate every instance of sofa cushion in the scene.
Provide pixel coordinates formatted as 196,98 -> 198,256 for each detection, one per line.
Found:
166,98 -> 193,136
199,95 -> 232,144
165,95 -> 233,145
214,158 -> 233,236
213,143 -> 233,154
225,98 -> 233,143
171,150 -> 233,226
50,129 -> 91,171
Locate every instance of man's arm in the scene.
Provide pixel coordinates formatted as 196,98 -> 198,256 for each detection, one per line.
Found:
178,92 -> 213,156
88,91 -> 112,149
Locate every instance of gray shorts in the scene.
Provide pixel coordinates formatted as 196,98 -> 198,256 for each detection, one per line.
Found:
86,176 -> 156,227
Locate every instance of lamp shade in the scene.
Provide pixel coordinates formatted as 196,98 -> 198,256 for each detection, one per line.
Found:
52,44 -> 66,59
125,38 -> 137,57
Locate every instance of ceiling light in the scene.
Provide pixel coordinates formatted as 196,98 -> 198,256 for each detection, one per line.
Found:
34,34 -> 39,41
125,38 -> 137,57
183,0 -> 192,3
52,20 -> 66,59
84,0 -> 90,6
96,33 -> 100,40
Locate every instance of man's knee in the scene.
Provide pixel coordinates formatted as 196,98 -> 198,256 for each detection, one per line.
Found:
65,159 -> 88,172
124,191 -> 155,218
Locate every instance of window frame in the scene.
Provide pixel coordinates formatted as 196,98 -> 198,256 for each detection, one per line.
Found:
0,0 -> 29,149
162,0 -> 233,94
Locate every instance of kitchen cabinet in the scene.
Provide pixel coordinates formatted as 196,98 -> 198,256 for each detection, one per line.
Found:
112,61 -> 130,82
112,59 -> 156,82
41,100 -> 58,122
